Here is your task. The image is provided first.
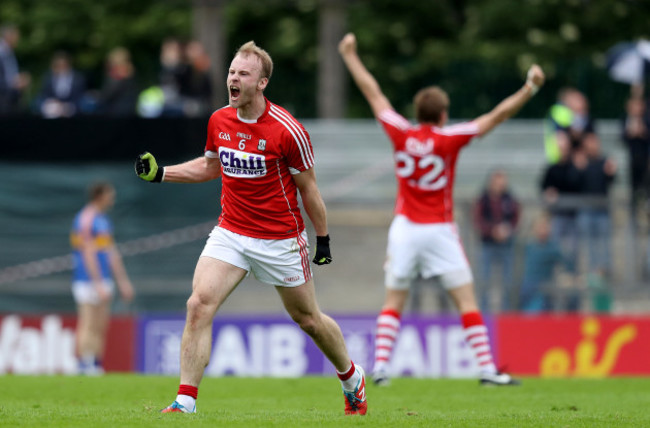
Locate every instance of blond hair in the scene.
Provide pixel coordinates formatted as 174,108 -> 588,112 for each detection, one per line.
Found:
413,86 -> 449,124
235,41 -> 273,79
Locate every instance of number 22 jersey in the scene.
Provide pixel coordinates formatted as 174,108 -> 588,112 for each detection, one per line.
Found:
378,109 -> 479,224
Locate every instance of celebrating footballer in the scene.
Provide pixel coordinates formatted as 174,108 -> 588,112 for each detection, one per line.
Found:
135,41 -> 367,415
339,32 -> 545,387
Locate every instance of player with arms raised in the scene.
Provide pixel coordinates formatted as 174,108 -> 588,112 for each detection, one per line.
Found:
339,33 -> 545,386
136,41 -> 367,415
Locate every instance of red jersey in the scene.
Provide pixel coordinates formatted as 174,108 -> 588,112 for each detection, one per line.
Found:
205,100 -> 315,239
378,109 -> 479,224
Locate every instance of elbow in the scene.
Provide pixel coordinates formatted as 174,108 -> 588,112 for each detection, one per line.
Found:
201,168 -> 221,182
494,111 -> 509,126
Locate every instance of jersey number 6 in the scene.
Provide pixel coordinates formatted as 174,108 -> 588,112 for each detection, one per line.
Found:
394,151 -> 448,191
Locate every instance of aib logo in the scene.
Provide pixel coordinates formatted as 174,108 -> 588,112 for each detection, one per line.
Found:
539,317 -> 637,377
219,147 -> 267,178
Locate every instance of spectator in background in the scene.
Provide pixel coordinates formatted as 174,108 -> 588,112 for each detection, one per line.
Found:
37,51 -> 86,118
139,39 -> 213,118
179,40 -> 212,117
159,38 -> 185,116
622,95 -> 650,214
70,182 -> 135,374
519,214 -> 568,313
544,88 -> 594,163
577,133 -> 616,312
540,145 -> 584,311
562,89 -> 594,150
99,47 -> 138,116
0,24 -> 30,114
473,169 -> 521,312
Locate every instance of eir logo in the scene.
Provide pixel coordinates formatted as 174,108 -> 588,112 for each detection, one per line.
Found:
218,147 -> 267,178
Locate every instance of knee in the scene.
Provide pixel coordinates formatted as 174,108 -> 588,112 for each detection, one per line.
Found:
291,312 -> 320,337
186,292 -> 215,321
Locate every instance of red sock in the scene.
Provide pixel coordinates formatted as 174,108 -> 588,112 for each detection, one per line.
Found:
337,361 -> 356,381
461,311 -> 497,373
374,309 -> 401,373
178,384 -> 198,399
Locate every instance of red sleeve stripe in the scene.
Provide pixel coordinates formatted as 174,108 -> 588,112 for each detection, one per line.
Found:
435,121 -> 479,136
269,104 -> 315,168
378,109 -> 411,131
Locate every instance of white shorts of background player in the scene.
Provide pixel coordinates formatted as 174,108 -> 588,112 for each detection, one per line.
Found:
72,280 -> 115,305
384,215 -> 473,290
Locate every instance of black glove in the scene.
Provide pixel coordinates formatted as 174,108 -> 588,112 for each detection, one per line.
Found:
135,152 -> 164,183
312,235 -> 332,265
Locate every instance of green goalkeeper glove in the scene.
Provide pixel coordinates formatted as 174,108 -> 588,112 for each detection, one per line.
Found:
135,152 -> 164,182
312,235 -> 332,265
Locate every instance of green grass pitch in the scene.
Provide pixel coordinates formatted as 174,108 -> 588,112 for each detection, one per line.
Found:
1,374 -> 648,427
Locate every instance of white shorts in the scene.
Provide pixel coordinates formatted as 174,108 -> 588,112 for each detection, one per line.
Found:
201,226 -> 312,287
385,215 -> 473,290
72,280 -> 114,305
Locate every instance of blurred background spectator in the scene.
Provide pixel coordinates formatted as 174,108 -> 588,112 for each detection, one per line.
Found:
622,95 -> 650,216
138,39 -> 213,118
577,132 -> 616,312
158,37 -> 185,117
519,214 -> 568,313
179,40 -> 212,117
0,24 -> 30,114
98,47 -> 138,116
473,169 -> 521,312
540,134 -> 584,311
562,89 -> 594,153
36,51 -> 86,118
544,88 -> 595,164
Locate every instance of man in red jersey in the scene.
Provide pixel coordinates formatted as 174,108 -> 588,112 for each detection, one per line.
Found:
339,33 -> 545,386
135,41 -> 366,415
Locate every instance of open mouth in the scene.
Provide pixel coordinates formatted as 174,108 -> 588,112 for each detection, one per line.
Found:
230,86 -> 240,100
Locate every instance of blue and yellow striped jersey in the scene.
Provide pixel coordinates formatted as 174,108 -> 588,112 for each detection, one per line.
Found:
70,208 -> 114,282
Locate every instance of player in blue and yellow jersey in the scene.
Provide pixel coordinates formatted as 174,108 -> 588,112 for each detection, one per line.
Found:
70,181 -> 134,374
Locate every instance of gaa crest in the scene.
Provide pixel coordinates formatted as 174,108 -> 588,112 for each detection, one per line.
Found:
257,139 -> 266,151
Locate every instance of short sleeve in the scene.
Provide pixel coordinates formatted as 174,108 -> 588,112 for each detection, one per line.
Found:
93,215 -> 114,247
377,109 -> 411,144
204,112 -> 219,158
283,121 -> 315,175
94,216 -> 112,235
437,121 -> 480,149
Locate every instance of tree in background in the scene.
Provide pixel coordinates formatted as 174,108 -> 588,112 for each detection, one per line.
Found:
1,0 -> 649,118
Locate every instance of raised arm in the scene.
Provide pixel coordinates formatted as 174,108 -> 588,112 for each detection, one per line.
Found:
473,65 -> 545,137
339,33 -> 392,117
135,153 -> 221,184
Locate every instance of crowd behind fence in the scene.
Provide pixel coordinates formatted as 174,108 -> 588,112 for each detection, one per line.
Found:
1,24 -> 214,119
1,119 -> 650,315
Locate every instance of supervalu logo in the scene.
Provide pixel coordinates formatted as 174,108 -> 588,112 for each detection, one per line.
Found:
218,147 -> 267,178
